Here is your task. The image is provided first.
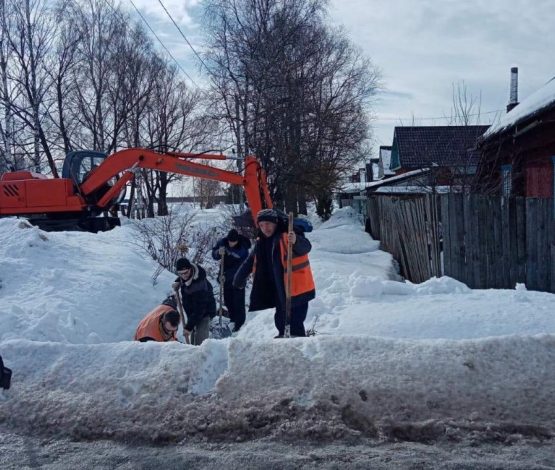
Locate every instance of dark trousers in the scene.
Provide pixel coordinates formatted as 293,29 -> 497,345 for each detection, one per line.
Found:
274,303 -> 308,337
223,282 -> 246,331
190,315 -> 210,346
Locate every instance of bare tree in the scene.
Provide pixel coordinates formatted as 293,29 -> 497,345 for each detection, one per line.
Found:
5,0 -> 59,175
141,64 -> 216,216
203,0 -> 379,215
449,80 -> 482,126
0,0 -> 16,171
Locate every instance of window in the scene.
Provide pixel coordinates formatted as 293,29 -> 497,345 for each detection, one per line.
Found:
501,164 -> 512,196
78,158 -> 92,183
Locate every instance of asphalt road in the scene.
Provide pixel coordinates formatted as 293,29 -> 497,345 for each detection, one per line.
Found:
1,427 -> 554,469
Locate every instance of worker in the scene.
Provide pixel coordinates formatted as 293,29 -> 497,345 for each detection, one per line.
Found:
233,208 -> 316,338
211,228 -> 251,332
134,297 -> 181,342
173,257 -> 216,345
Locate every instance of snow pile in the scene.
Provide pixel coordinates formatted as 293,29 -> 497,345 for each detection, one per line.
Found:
0,218 -> 173,344
1,207 -> 555,444
1,335 -> 554,443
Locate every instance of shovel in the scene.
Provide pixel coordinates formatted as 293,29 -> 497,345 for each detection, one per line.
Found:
173,285 -> 190,344
210,246 -> 232,339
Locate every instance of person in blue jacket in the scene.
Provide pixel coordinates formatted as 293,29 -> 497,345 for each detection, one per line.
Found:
211,229 -> 251,332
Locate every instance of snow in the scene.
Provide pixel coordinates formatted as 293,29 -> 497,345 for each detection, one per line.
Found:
484,75 -> 555,138
340,169 -> 430,193
375,185 -> 452,194
1,206 -> 555,459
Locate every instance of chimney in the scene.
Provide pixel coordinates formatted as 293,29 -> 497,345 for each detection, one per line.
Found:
506,67 -> 519,113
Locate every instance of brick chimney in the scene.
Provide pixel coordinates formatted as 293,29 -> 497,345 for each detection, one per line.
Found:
506,67 -> 519,113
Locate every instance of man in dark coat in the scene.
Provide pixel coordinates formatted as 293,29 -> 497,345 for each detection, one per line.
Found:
233,209 -> 316,338
211,228 -> 251,332
173,257 -> 216,345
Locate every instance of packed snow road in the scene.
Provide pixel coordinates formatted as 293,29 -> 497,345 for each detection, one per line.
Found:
1,427 -> 555,469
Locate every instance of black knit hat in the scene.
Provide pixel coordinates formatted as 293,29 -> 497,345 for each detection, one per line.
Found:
175,257 -> 192,271
163,310 -> 180,327
227,229 -> 239,241
257,208 -> 279,224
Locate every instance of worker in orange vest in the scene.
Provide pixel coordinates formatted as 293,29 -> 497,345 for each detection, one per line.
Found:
233,208 -> 316,337
134,298 -> 181,342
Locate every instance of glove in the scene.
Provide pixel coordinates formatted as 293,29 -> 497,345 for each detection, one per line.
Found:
172,281 -> 180,290
218,246 -> 226,256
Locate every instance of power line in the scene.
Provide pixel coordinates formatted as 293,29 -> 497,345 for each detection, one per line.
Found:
126,0 -> 200,88
156,0 -> 210,74
375,108 -> 503,122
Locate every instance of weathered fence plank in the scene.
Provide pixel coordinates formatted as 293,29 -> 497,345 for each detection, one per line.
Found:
365,192 -> 553,293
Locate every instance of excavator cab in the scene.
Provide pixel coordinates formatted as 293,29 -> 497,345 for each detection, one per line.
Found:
61,150 -> 108,185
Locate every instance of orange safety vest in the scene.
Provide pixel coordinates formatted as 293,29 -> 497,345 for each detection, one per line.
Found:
278,233 -> 315,299
134,304 -> 177,342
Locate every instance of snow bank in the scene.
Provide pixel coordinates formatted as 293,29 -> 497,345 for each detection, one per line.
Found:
1,207 -> 555,444
0,218 -> 174,344
1,334 -> 554,443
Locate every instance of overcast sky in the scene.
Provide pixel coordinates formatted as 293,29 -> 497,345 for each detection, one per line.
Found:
127,0 -> 555,157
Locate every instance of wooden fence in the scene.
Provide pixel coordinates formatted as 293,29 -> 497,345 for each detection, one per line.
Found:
364,193 -> 555,293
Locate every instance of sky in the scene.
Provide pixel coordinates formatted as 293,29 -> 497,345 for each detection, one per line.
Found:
124,0 -> 555,157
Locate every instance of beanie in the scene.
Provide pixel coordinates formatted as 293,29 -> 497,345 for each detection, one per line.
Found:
175,257 -> 192,271
227,229 -> 239,242
256,208 -> 279,224
163,310 -> 180,327
161,295 -> 177,309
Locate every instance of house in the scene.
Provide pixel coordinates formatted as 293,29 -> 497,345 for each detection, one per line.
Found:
389,125 -> 489,184
476,75 -> 555,198
349,166 -> 371,184
366,157 -> 380,181
376,145 -> 395,180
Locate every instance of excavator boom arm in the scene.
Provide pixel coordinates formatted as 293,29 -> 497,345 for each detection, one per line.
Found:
79,148 -> 271,223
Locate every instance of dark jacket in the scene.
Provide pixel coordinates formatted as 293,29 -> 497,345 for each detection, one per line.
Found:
211,234 -> 251,285
234,226 -> 315,311
176,264 -> 216,331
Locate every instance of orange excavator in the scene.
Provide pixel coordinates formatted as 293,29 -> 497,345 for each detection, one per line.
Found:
0,148 -> 272,232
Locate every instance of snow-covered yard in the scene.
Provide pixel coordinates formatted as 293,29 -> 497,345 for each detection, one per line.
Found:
1,207 -> 554,468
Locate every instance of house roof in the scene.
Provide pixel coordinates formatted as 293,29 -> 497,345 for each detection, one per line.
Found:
484,76 -> 555,139
391,125 -> 489,170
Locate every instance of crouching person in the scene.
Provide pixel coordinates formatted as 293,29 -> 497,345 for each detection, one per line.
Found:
134,299 -> 180,342
174,257 -> 216,346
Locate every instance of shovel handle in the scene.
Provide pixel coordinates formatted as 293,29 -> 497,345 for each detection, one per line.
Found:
173,286 -> 190,344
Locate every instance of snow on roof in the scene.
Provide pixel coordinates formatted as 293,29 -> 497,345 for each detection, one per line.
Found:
375,185 -> 452,194
484,76 -> 555,138
339,168 -> 431,193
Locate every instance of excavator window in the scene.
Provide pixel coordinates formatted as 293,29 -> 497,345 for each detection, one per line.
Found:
61,151 -> 108,185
